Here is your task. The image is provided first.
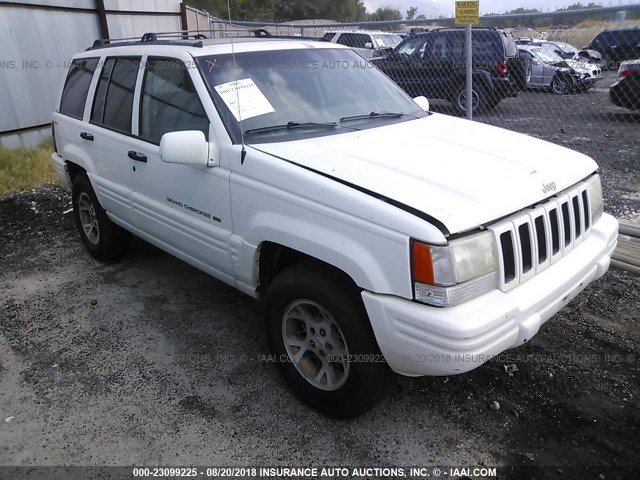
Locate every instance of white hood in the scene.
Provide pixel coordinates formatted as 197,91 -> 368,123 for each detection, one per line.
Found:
251,114 -> 597,234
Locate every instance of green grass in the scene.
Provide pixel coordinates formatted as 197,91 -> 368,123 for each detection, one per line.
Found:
0,140 -> 59,196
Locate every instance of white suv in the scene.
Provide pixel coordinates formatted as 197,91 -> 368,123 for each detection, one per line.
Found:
51,33 -> 618,417
321,30 -> 403,58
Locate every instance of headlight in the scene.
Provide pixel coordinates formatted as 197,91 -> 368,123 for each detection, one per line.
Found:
411,231 -> 499,307
585,174 -> 603,223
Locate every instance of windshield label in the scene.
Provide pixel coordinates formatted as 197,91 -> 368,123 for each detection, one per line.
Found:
214,78 -> 275,121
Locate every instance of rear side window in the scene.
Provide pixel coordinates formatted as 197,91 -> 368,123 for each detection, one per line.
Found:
139,57 -> 208,145
337,33 -> 371,49
59,57 -> 99,119
91,57 -> 140,134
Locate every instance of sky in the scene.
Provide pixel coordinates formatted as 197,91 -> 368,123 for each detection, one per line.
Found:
363,0 -> 635,16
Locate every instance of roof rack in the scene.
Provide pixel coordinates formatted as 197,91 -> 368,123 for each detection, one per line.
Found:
87,28 -> 274,50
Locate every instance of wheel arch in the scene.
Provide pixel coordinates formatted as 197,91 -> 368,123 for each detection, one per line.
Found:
66,161 -> 87,183
257,241 -> 362,299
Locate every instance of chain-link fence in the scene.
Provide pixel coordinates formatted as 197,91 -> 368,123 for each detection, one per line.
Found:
207,7 -> 640,135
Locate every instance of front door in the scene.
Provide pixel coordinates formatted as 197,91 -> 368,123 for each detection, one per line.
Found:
129,56 -> 234,281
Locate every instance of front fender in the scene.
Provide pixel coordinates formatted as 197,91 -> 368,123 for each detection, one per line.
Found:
236,211 -> 411,298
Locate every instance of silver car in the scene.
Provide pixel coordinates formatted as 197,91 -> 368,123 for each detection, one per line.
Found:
518,45 -> 602,94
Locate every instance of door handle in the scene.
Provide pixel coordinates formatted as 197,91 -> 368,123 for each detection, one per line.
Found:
127,151 -> 147,163
80,132 -> 94,141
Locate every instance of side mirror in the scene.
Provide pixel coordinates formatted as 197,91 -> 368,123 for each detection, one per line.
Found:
364,42 -> 373,49
160,131 -> 210,167
413,96 -> 430,112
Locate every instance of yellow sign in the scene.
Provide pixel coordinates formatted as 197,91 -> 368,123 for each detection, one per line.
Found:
455,1 -> 479,25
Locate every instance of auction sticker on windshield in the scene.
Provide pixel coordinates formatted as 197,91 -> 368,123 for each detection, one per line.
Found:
214,78 -> 275,121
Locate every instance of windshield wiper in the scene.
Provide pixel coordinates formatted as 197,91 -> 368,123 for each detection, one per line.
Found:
339,111 -> 407,123
244,121 -> 337,136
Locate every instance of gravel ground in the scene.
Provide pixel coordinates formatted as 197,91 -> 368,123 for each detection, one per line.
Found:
1,71 -> 639,479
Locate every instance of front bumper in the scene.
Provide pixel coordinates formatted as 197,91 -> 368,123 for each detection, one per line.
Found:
362,213 -> 618,377
577,75 -> 601,87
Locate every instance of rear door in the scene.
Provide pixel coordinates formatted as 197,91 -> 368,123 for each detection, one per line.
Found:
83,56 -> 141,226
423,31 -> 462,100
53,56 -> 100,179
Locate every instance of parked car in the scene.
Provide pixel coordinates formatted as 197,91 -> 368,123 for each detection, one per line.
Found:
610,60 -> 640,111
51,32 -> 617,418
321,30 -> 403,59
372,28 -> 521,113
517,45 -> 602,94
528,39 -> 607,69
588,27 -> 640,68
515,37 -> 535,45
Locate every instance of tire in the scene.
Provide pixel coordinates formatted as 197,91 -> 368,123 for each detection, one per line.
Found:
453,83 -> 486,114
72,173 -> 130,261
524,62 -> 532,88
551,74 -> 570,95
265,262 -> 393,418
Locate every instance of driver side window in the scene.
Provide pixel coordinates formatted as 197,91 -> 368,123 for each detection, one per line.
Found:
139,57 -> 209,145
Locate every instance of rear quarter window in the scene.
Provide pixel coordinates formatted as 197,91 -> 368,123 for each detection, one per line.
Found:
502,32 -> 518,57
59,57 -> 99,119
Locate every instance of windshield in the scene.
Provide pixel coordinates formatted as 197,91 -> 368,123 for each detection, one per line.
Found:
397,36 -> 427,56
554,42 -> 578,54
372,34 -> 402,49
197,48 -> 425,143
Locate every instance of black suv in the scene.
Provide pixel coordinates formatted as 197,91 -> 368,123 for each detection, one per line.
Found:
588,27 -> 640,68
371,27 -> 520,114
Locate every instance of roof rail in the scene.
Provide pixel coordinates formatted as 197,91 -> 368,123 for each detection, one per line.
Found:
87,28 -> 327,51
87,28 -> 279,50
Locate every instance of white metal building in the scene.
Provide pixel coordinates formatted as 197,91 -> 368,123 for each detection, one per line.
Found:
0,0 -> 185,148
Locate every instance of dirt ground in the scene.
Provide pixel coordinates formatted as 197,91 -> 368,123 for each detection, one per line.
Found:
1,71 -> 639,479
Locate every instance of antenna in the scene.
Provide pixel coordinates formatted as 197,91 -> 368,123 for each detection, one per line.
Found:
227,0 -> 247,164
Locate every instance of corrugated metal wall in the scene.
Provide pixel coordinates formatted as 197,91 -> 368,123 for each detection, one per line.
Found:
0,0 -> 183,148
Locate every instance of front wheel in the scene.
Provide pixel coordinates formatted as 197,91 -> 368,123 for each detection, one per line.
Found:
551,74 -> 571,95
265,263 -> 393,418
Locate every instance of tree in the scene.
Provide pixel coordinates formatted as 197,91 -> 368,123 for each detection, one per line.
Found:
556,3 -> 602,11
406,6 -> 418,20
508,7 -> 541,14
368,7 -> 402,22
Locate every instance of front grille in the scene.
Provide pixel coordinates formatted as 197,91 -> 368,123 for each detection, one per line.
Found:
490,181 -> 593,292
